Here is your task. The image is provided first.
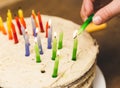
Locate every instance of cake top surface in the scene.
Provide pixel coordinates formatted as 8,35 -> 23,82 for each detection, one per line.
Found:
0,15 -> 98,88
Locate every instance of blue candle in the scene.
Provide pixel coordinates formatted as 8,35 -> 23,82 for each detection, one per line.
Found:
31,16 -> 37,37
36,28 -> 44,54
47,19 -> 52,49
25,42 -> 30,56
21,26 -> 30,56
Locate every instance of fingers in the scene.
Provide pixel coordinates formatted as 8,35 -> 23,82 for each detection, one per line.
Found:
80,0 -> 94,21
93,0 -> 120,24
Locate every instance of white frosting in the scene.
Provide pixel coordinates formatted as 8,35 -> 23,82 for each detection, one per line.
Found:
0,15 -> 98,88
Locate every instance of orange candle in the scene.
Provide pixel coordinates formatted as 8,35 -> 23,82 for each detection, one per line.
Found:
38,12 -> 44,32
7,17 -> 13,40
20,17 -> 26,29
0,17 -> 7,35
45,21 -> 48,38
32,10 -> 38,28
11,22 -> 19,44
15,16 -> 22,35
32,14 -> 38,28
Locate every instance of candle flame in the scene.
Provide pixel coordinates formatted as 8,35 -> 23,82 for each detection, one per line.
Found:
73,30 -> 78,39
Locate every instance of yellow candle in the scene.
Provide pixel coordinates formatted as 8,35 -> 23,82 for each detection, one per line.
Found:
7,17 -> 13,40
7,9 -> 12,22
0,17 -> 7,35
18,9 -> 23,18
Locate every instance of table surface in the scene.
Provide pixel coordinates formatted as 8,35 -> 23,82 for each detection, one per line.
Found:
0,0 -> 120,88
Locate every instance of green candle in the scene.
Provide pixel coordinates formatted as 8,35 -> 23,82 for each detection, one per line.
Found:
34,38 -> 41,63
52,51 -> 60,78
72,30 -> 78,61
58,31 -> 63,49
52,32 -> 57,60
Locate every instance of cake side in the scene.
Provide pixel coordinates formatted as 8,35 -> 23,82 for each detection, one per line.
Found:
0,15 -> 98,88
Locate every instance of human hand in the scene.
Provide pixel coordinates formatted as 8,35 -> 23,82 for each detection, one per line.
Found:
81,0 -> 120,25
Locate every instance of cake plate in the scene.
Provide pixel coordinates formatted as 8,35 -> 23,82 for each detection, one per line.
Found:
93,66 -> 106,88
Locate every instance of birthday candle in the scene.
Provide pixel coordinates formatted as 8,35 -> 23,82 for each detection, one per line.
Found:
47,19 -> 52,49
52,51 -> 60,78
25,43 -> 30,56
38,12 -> 44,32
11,22 -> 19,44
31,16 -> 37,37
24,29 -> 30,56
72,30 -> 78,61
18,9 -> 26,28
7,17 -> 13,40
36,28 -> 44,54
20,17 -> 26,28
15,16 -> 22,35
21,25 -> 26,39
52,32 -> 57,60
18,9 -> 23,18
34,37 -> 41,63
7,9 -> 12,22
58,31 -> 63,49
0,17 -> 7,35
32,10 -> 38,28
45,21 -> 48,38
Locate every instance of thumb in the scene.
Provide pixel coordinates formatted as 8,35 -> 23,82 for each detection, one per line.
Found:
93,0 -> 120,25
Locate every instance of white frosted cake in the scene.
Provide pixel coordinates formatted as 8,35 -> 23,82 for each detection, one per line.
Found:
0,15 -> 98,88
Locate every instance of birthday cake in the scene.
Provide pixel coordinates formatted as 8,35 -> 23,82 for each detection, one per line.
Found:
0,10 -> 98,88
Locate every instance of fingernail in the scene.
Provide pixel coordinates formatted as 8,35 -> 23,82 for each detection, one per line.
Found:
93,16 -> 102,24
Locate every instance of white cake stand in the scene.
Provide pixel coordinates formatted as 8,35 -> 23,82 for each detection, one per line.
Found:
93,66 -> 106,88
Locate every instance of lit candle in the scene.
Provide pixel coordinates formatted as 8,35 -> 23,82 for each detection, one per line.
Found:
52,32 -> 57,60
45,21 -> 48,38
15,16 -> 22,35
11,22 -> 19,44
34,37 -> 41,63
52,51 -> 60,78
0,17 -> 7,35
36,28 -> 44,54
47,19 -> 52,49
7,17 -> 13,40
58,31 -> 63,49
38,12 -> 44,32
24,29 -> 30,56
31,16 -> 37,37
72,30 -> 78,61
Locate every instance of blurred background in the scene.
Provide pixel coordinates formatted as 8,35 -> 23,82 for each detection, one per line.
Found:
0,0 -> 120,88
